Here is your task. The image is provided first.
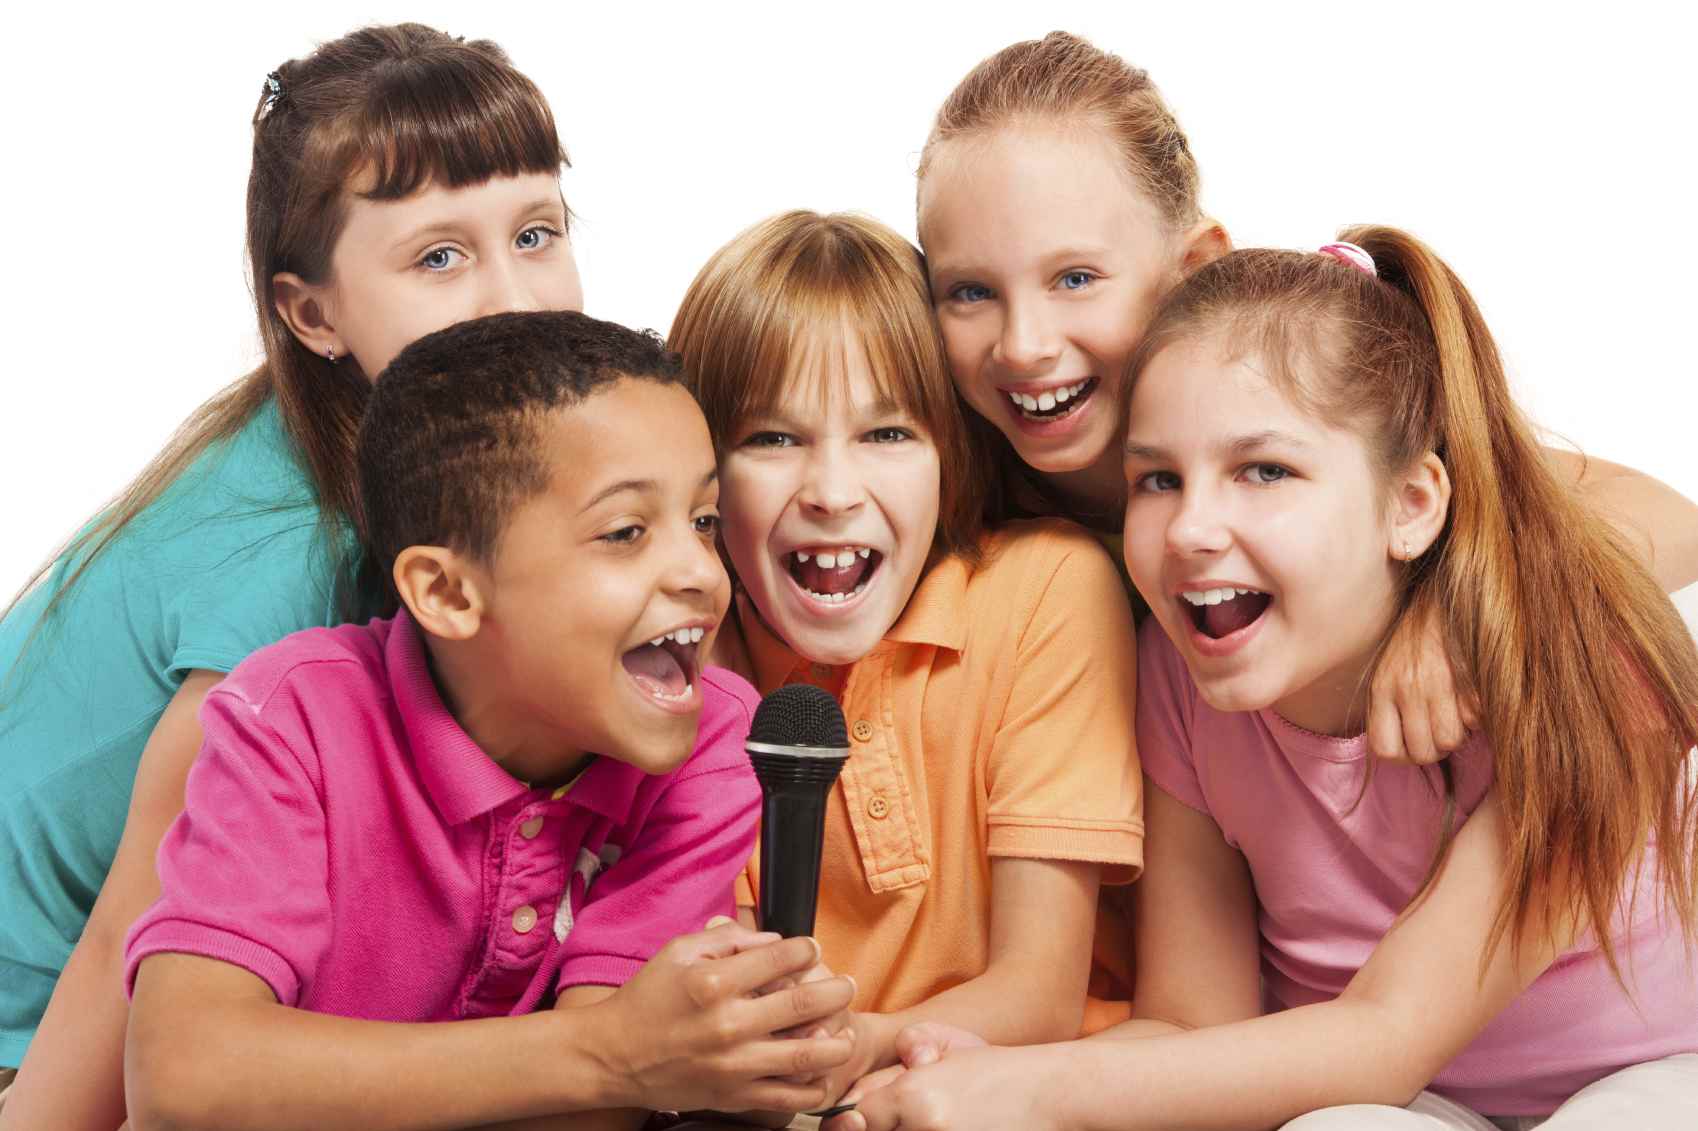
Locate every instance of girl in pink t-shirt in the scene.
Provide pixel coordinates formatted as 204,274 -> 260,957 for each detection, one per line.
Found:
836,229 -> 1698,1130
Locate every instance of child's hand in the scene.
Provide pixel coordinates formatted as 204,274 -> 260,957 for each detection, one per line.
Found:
589,920 -> 856,1114
1368,602 -> 1480,763
825,1022 -> 989,1119
825,1045 -> 1053,1131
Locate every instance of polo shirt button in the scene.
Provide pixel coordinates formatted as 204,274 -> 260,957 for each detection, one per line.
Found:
867,795 -> 890,820
851,720 -> 874,743
519,816 -> 545,839
512,905 -> 538,934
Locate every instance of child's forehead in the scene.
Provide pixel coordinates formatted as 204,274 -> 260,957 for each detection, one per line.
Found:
742,329 -> 912,421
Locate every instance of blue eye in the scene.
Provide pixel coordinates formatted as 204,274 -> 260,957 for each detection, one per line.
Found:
950,283 -> 993,304
1245,464 -> 1289,485
419,246 -> 465,271
1135,471 -> 1181,493
1059,271 -> 1095,291
516,225 -> 560,251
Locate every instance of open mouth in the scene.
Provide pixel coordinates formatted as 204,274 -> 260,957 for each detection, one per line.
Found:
1005,378 -> 1098,423
1181,587 -> 1273,640
621,625 -> 705,705
785,546 -> 883,606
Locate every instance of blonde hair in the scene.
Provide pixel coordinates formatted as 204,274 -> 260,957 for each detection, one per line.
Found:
669,210 -> 984,562
1131,227 -> 1698,983
918,30 -> 1200,227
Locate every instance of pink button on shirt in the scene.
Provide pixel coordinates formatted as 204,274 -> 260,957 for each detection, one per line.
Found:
126,613 -> 761,1020
1136,619 -> 1698,1117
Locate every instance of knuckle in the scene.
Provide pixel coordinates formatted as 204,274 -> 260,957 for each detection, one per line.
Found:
709,1010 -> 742,1046
685,967 -> 721,1007
789,980 -> 820,1018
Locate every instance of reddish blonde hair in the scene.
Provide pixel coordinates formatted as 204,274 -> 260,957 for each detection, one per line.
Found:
918,30 -> 1201,227
1130,227 -> 1698,982
669,210 -> 985,563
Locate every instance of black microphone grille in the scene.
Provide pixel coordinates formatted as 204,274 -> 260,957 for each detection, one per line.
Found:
749,683 -> 848,748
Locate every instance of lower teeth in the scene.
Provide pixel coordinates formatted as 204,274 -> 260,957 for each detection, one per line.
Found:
803,580 -> 869,604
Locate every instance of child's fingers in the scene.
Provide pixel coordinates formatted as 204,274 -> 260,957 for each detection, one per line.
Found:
1366,692 -> 1408,762
842,1062 -> 907,1104
1398,700 -> 1440,765
737,971 -> 856,1036
728,1032 -> 855,1085
681,935 -> 823,1002
1427,690 -> 1468,753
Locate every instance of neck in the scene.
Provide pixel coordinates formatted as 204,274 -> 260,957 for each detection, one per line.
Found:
424,633 -> 589,786
1034,442 -> 1127,529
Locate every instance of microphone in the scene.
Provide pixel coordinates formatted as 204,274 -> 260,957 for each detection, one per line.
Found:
745,684 -> 850,939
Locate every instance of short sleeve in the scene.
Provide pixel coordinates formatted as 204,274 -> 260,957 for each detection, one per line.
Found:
1135,618 -> 1209,814
124,686 -> 333,1005
986,536 -> 1144,883
555,677 -> 761,991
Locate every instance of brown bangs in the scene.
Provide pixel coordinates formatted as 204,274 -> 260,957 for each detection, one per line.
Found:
671,211 -> 986,562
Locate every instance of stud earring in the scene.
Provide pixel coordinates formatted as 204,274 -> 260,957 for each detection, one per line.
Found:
326,346 -> 337,363
1402,538 -> 1412,560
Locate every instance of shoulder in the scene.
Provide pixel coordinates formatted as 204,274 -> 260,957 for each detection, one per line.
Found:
210,618 -> 389,722
671,666 -> 760,785
954,518 -> 1132,636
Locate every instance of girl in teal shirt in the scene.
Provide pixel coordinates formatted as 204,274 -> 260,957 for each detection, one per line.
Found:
0,23 -> 586,1128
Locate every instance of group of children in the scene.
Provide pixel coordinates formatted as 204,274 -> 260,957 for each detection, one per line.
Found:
1,22 -> 1695,1131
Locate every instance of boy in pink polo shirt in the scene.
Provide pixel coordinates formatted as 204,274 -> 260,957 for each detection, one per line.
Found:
123,312 -> 857,1131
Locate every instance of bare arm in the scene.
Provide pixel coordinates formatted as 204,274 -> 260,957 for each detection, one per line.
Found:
0,669 -> 222,1131
1548,448 -> 1698,591
847,792 -> 1566,1131
1091,780 -> 1261,1043
124,928 -> 855,1131
471,988 -> 642,1131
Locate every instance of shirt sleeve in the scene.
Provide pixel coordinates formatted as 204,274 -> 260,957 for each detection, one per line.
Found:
1134,617 -> 1210,814
124,685 -> 332,1005
985,534 -> 1145,882
555,678 -> 761,991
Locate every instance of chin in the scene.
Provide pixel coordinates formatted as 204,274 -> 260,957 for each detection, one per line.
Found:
616,733 -> 698,776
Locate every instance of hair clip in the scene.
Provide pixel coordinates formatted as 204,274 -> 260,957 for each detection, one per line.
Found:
262,71 -> 285,114
1317,241 -> 1376,277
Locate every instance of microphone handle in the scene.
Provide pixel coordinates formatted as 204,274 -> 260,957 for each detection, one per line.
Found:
750,751 -> 847,939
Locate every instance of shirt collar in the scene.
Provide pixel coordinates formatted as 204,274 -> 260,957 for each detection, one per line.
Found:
734,556 -> 967,692
386,612 -> 647,827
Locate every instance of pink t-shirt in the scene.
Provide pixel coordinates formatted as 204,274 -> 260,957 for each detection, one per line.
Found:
125,612 -> 761,1019
1136,618 -> 1698,1116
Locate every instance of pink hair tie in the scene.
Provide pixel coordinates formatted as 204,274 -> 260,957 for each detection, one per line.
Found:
1317,241 -> 1377,277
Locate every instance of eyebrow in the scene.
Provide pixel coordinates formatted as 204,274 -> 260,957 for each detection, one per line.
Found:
578,469 -> 717,514
1124,431 -> 1313,460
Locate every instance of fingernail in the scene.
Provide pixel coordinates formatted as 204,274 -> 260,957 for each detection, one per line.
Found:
915,1046 -> 938,1066
705,915 -> 733,929
845,973 -> 858,997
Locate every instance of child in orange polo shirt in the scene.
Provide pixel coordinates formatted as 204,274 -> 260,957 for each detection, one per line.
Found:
669,211 -> 1143,1107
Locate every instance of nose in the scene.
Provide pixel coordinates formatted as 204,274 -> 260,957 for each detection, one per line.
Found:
1165,485 -> 1231,558
664,520 -> 728,597
992,296 -> 1060,374
479,253 -> 542,317
797,442 -> 865,518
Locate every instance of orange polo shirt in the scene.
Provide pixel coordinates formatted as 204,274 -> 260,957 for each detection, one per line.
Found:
731,519 -> 1143,1029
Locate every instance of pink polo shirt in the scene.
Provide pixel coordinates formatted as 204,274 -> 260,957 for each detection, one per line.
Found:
125,613 -> 761,1019
1137,618 -> 1698,1117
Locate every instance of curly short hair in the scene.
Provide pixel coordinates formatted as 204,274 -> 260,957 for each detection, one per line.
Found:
358,310 -> 685,582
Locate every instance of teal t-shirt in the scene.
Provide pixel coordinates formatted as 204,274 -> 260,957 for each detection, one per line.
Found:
0,397 -> 355,1065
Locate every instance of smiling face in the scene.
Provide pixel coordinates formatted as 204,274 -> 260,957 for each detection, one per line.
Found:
475,379 -> 730,778
316,171 -> 584,379
718,332 -> 942,668
1121,337 -> 1405,735
920,124 -> 1183,494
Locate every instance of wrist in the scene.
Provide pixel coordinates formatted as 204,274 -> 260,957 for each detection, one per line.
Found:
548,994 -> 631,1110
853,1010 -> 899,1074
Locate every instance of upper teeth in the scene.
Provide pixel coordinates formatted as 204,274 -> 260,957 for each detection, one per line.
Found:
795,547 -> 872,569
1008,379 -> 1091,412
1181,587 -> 1258,606
648,627 -> 706,647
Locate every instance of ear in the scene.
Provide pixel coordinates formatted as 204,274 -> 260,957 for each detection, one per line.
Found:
392,545 -> 488,641
1177,218 -> 1232,279
1387,452 -> 1452,563
272,271 -> 344,361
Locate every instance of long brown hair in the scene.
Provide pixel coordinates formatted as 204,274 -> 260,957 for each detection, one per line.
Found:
1131,227 -> 1698,982
917,31 -> 1203,526
4,23 -> 567,644
669,210 -> 986,564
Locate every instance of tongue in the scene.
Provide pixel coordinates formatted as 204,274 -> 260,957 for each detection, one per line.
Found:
795,555 -> 871,596
1202,594 -> 1270,639
622,643 -> 686,696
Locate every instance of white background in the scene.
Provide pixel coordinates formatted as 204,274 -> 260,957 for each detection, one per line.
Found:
4,2 -> 1694,595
